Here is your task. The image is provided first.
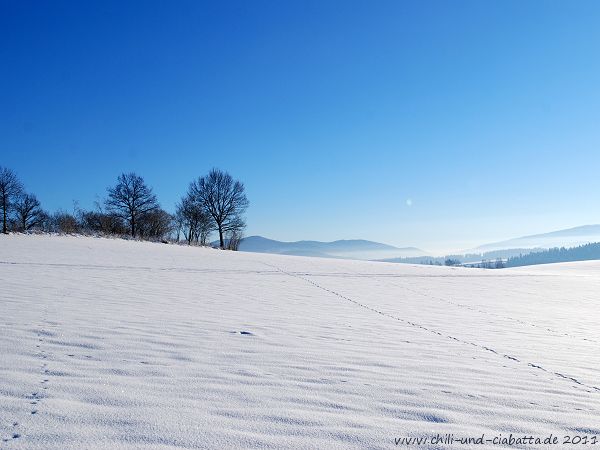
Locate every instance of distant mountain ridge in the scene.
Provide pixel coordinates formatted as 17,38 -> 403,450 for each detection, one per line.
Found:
237,236 -> 426,260
474,225 -> 600,252
225,225 -> 600,263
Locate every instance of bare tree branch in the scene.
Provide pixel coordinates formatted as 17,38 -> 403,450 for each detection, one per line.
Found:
0,166 -> 24,234
14,193 -> 45,231
189,169 -> 248,249
105,173 -> 159,237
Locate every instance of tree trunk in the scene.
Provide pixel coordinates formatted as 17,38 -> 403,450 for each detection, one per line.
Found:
2,199 -> 6,234
219,226 -> 224,249
131,216 -> 135,237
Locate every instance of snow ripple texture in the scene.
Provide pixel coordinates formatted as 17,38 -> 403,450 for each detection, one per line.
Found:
1,235 -> 599,449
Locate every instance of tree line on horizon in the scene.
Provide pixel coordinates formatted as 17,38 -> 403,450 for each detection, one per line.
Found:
389,244 -> 600,269
0,165 -> 248,250
504,242 -> 600,267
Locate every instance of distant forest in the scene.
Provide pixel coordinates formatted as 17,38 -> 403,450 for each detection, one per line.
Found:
388,243 -> 600,268
382,248 -> 545,266
504,242 -> 600,267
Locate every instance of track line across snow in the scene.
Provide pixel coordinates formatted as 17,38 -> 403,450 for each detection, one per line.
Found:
260,261 -> 600,395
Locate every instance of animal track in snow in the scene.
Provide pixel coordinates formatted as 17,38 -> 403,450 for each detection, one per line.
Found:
262,262 -> 600,395
5,301 -> 58,443
385,278 -> 599,345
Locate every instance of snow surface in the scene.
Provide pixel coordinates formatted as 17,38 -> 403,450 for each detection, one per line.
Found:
1,235 -> 599,449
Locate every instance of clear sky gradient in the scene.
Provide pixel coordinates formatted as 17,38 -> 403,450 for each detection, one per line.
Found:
2,1 -> 599,253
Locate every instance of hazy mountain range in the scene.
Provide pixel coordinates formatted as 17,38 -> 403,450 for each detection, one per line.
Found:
473,225 -> 600,252
236,225 -> 600,262
237,236 -> 425,260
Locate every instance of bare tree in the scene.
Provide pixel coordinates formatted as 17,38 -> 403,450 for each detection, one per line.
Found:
51,211 -> 79,234
81,200 -> 127,235
176,192 -> 214,245
105,173 -> 159,237
189,168 -> 248,248
78,209 -> 127,235
14,193 -> 45,231
0,166 -> 23,234
137,208 -> 174,241
198,216 -> 214,246
226,228 -> 245,251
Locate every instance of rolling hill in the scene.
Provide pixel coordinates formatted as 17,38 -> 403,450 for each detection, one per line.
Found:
1,235 -> 599,448
236,235 -> 426,260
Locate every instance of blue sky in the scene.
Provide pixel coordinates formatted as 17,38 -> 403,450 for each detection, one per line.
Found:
2,1 -> 600,253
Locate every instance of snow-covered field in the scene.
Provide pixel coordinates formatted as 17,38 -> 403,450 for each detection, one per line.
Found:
1,235 -> 599,449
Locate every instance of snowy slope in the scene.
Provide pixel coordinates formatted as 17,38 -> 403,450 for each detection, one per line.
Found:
1,235 -> 599,449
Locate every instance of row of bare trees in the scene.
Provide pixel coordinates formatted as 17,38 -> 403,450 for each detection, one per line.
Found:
0,166 -> 249,249
0,167 -> 46,233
